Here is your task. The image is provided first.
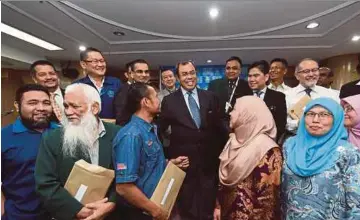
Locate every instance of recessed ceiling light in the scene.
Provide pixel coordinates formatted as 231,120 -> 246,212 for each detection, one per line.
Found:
79,45 -> 86,51
351,35 -> 360,42
1,23 -> 63,51
113,31 -> 125,36
306,22 -> 319,29
207,59 -> 212,63
209,8 -> 219,19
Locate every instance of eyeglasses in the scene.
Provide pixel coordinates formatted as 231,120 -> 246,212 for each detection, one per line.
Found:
84,59 -> 105,65
344,105 -> 354,113
305,111 -> 333,120
297,68 -> 319,74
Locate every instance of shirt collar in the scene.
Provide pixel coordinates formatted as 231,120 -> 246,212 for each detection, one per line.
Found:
295,83 -> 318,93
98,120 -> 106,138
269,82 -> 286,89
12,117 -> 59,134
53,87 -> 62,97
87,75 -> 105,88
181,87 -> 198,96
131,115 -> 154,132
357,80 -> 360,86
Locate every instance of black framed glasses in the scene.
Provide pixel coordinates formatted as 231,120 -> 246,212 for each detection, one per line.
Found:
297,68 -> 319,74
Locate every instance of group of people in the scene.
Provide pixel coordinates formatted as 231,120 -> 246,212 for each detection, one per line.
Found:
1,46 -> 360,220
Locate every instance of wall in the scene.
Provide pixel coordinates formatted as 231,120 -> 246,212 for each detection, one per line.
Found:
320,53 -> 360,90
1,69 -> 25,126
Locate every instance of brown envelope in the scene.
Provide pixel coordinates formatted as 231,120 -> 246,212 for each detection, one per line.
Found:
64,159 -> 114,205
150,161 -> 186,219
288,95 -> 312,120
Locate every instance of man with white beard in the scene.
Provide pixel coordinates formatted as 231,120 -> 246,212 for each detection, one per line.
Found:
35,83 -> 121,220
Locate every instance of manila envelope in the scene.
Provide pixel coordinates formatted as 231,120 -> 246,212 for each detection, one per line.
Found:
288,95 -> 312,120
150,161 -> 186,219
64,159 -> 115,205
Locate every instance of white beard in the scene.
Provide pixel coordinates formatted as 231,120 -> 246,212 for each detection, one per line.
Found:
61,112 -> 99,158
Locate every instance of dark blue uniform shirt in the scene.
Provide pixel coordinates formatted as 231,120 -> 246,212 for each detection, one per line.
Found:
74,75 -> 122,119
1,118 -> 58,220
113,115 -> 166,198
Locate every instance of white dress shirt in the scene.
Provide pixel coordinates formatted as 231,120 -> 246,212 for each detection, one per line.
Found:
89,75 -> 105,93
181,87 -> 200,119
268,82 -> 291,94
252,87 -> 267,100
88,120 -> 106,165
285,84 -> 340,132
53,87 -> 65,114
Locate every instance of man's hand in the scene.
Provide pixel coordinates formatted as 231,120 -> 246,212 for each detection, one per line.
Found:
170,156 -> 189,170
213,207 -> 221,220
76,207 -> 94,219
82,198 -> 115,220
151,206 -> 168,220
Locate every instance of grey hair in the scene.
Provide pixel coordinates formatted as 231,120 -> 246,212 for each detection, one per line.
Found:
295,58 -> 319,73
65,83 -> 101,112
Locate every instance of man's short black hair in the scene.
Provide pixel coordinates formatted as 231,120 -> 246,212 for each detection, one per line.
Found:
226,56 -> 243,67
270,58 -> 288,69
175,61 -> 196,76
248,60 -> 270,75
30,60 -> 56,76
15,84 -> 50,104
125,61 -> 133,71
129,59 -> 149,72
126,82 -> 151,114
80,47 -> 103,61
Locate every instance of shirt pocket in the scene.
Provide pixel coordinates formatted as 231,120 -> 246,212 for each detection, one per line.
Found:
143,139 -> 160,168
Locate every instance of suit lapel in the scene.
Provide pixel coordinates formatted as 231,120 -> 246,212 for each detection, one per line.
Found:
175,89 -> 198,129
220,78 -> 229,101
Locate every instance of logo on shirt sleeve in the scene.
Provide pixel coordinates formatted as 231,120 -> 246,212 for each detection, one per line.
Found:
107,90 -> 115,98
117,163 -> 127,170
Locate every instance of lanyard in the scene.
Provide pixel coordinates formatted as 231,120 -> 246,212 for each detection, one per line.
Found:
225,77 -> 240,113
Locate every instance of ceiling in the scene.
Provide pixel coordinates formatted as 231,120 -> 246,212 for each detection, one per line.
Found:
2,0 -> 360,70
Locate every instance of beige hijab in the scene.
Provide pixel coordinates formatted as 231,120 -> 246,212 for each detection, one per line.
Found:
219,96 -> 278,186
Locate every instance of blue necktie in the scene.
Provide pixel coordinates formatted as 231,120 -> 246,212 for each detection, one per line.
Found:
187,91 -> 201,128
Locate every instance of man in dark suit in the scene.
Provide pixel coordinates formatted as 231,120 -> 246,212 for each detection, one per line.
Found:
160,61 -> 227,220
340,63 -> 360,98
248,60 -> 287,142
208,56 -> 252,131
114,59 -> 151,125
30,60 -> 65,123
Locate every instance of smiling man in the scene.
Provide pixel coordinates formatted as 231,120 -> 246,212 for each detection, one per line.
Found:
158,69 -> 177,102
159,61 -> 227,220
75,47 -> 122,119
31,60 -> 65,123
286,58 -> 340,133
247,60 -> 287,142
2,84 -> 57,220
35,83 -> 121,220
208,56 -> 252,132
268,58 -> 291,93
114,59 -> 151,126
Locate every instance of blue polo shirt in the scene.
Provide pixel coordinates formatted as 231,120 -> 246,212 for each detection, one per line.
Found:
1,118 -> 58,220
113,115 -> 166,198
74,75 -> 122,119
